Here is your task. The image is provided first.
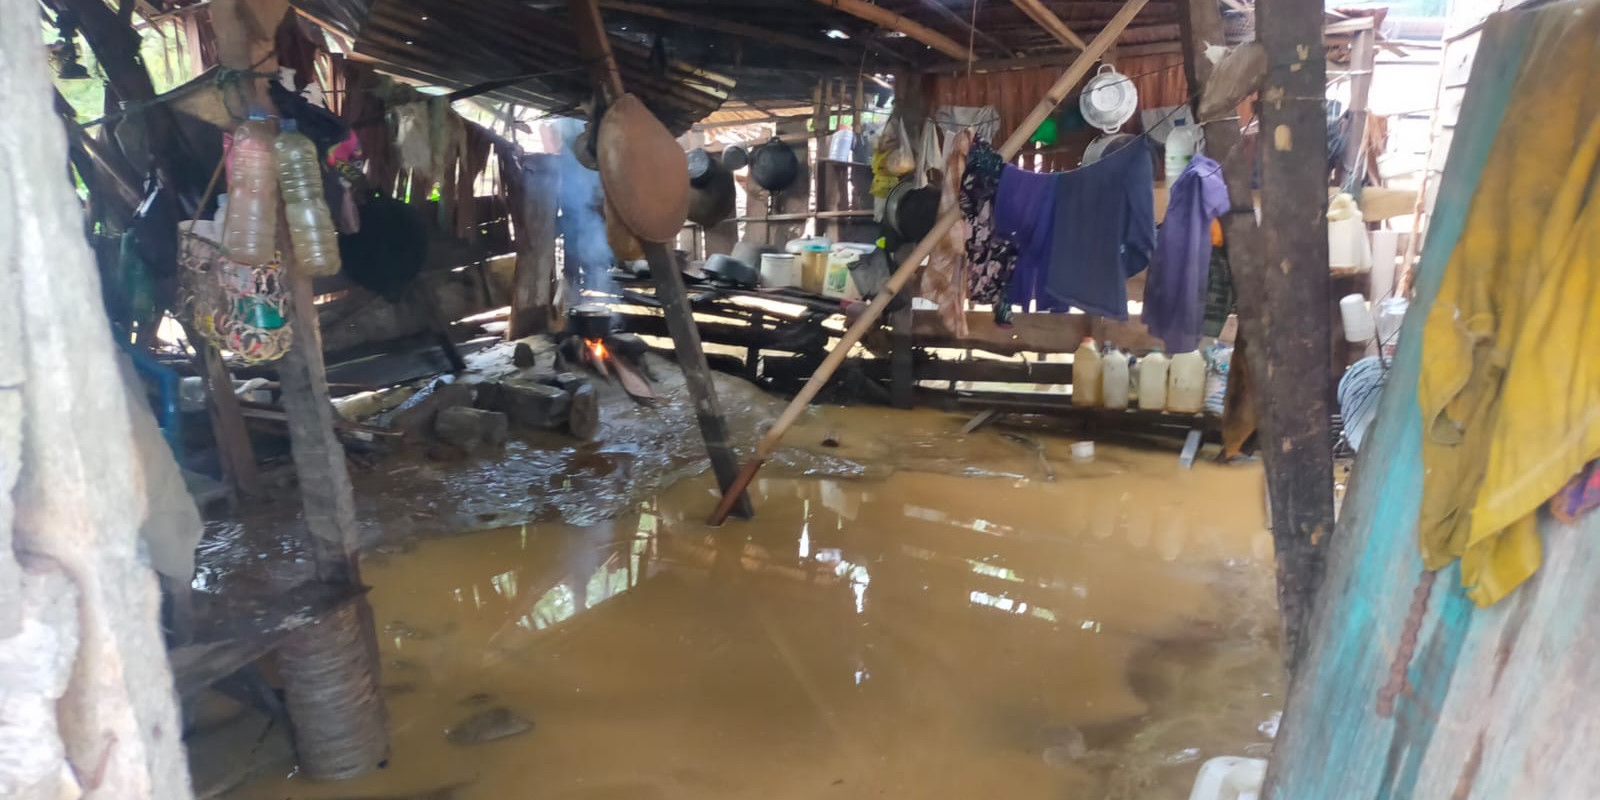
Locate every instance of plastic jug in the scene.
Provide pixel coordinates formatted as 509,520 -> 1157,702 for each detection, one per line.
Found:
1167,349 -> 1207,414
274,123 -> 343,276
1137,349 -> 1169,410
823,248 -> 859,299
1102,348 -> 1130,410
801,245 -> 830,293
1164,120 -> 1199,184
221,119 -> 279,266
1072,338 -> 1102,407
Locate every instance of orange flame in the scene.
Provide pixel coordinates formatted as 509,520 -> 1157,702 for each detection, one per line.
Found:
585,338 -> 609,360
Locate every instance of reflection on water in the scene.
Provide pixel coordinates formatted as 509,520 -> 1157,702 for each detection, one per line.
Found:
224,445 -> 1281,800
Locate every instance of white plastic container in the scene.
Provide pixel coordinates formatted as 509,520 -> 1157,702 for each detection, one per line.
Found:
1188,756 -> 1266,800
760,252 -> 799,288
1137,349 -> 1169,411
1339,293 -> 1375,342
1374,296 -> 1409,359
1167,349 -> 1207,414
1102,348 -> 1130,410
1071,441 -> 1095,462
1072,338 -> 1102,407
1164,120 -> 1199,184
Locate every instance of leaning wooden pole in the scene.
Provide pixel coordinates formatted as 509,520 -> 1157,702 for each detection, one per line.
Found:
1254,0 -> 1337,670
567,0 -> 754,519
708,0 -> 1150,526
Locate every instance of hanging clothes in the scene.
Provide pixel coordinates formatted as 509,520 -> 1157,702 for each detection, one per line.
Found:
934,105 -> 1000,162
1145,154 -> 1230,353
993,164 -> 1067,313
1044,138 -> 1155,319
1550,460 -> 1600,524
920,130 -> 972,337
960,139 -> 1018,325
1202,222 -> 1233,338
1417,7 -> 1600,607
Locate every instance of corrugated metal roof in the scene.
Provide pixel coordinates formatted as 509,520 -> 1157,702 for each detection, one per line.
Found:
350,0 -> 732,133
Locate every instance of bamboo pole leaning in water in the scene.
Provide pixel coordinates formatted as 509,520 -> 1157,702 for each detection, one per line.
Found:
707,0 -> 1152,526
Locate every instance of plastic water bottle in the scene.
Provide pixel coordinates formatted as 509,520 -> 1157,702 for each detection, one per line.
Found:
1102,347 -> 1130,410
275,121 -> 342,276
1164,120 -> 1199,184
1138,349 -> 1169,410
222,119 -> 279,266
1072,338 -> 1102,407
1167,349 -> 1207,414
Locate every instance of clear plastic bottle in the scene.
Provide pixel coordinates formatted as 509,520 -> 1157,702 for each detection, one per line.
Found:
222,119 -> 279,266
274,122 -> 343,276
1102,347 -> 1130,410
1072,338 -> 1102,407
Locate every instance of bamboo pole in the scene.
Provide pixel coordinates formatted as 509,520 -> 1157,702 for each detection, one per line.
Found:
913,0 -> 1014,56
1005,0 -> 1090,50
808,0 -> 974,61
707,0 -> 1151,525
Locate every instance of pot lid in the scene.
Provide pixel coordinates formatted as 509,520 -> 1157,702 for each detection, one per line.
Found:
1079,64 -> 1139,134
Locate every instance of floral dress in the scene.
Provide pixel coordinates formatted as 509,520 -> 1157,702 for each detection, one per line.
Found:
960,139 -> 1018,325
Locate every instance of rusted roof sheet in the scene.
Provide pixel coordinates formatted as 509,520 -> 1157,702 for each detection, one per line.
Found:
350,0 -> 732,133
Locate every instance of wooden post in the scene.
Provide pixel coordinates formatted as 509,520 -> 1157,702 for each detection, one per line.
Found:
813,79 -> 829,238
1338,25 -> 1375,187
1253,0 -> 1337,670
567,0 -> 754,518
192,327 -> 264,494
506,152 -> 561,339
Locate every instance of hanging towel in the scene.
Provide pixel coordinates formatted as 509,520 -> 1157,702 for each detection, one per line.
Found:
1145,154 -> 1230,353
920,130 -> 972,337
1043,138 -> 1155,320
1417,6 -> 1600,607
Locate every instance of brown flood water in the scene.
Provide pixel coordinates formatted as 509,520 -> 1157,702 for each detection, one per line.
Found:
225,413 -> 1282,800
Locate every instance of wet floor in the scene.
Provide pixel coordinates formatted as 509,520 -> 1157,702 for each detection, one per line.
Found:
222,415 -> 1282,800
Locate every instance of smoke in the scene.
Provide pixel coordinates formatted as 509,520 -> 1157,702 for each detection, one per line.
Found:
549,118 -> 616,294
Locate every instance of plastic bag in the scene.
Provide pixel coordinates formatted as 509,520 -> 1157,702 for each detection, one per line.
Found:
883,117 -> 916,176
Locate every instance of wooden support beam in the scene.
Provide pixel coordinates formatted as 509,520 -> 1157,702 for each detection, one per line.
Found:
598,0 -> 859,64
1254,0 -> 1336,671
708,0 -> 1151,525
1338,26 -> 1376,187
1005,0 -> 1090,49
808,0 -> 975,60
569,0 -> 754,519
913,0 -> 1016,56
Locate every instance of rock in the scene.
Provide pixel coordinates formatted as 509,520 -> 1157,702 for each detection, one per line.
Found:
445,706 -> 533,745
433,407 -> 510,450
512,341 -> 538,368
608,332 -> 648,358
567,383 -> 599,440
478,376 -> 570,430
385,380 -> 473,438
549,372 -> 589,393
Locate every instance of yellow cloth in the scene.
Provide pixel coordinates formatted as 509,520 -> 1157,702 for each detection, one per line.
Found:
1418,6 -> 1600,606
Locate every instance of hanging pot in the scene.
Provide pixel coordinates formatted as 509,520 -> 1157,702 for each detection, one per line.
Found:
688,158 -> 736,227
884,180 -> 940,243
749,136 -> 800,193
687,147 -> 716,187
722,144 -> 749,171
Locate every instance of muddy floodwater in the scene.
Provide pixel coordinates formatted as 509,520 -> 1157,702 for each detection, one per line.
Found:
222,406 -> 1282,800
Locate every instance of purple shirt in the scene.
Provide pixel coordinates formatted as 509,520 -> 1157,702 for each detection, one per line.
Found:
1144,154 -> 1229,353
